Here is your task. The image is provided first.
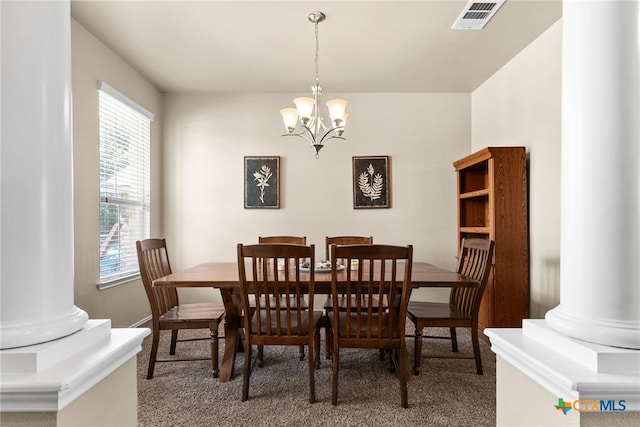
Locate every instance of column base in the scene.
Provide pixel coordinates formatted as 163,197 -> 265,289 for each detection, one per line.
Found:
0,319 -> 149,414
546,306 -> 640,349
0,305 -> 89,350
486,320 -> 640,426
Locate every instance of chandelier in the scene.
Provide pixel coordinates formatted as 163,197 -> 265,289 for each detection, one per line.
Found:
280,11 -> 349,159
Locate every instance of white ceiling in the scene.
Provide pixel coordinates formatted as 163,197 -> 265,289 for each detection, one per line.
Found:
70,0 -> 562,94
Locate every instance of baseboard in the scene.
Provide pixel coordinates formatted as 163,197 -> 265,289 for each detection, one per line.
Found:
129,315 -> 151,328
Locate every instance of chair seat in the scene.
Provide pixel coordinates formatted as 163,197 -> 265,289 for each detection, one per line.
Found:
159,302 -> 226,322
252,310 -> 323,335
407,301 -> 472,322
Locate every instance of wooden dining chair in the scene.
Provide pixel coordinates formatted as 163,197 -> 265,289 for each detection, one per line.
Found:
136,238 -> 226,379
406,237 -> 494,375
237,243 -> 322,402
322,236 -> 373,359
257,235 -> 308,362
329,244 -> 413,408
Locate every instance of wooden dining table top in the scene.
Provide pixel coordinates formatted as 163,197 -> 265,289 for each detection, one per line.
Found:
152,260 -> 478,290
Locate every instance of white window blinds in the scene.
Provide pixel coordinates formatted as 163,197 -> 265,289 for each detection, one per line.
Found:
98,81 -> 153,286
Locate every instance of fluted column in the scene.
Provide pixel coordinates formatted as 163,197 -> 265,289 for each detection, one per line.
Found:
0,0 -> 88,349
545,0 -> 640,349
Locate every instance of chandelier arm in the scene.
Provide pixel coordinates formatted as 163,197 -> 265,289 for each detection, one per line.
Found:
282,133 -> 316,146
300,123 -> 319,145
319,128 -> 346,144
282,127 -> 317,146
318,118 -> 330,132
320,135 -> 346,144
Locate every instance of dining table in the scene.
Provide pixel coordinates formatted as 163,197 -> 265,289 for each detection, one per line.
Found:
152,261 -> 478,382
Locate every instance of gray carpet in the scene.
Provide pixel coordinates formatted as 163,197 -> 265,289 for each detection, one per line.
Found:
137,323 -> 496,426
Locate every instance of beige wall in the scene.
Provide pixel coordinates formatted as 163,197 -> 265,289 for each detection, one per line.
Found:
71,19 -> 163,327
472,19 -> 563,318
71,15 -> 564,325
162,92 -> 471,303
71,16 -> 471,320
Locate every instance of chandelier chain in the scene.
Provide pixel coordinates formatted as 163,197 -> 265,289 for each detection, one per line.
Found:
314,20 -> 320,84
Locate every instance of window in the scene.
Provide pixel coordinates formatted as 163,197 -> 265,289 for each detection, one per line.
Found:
98,81 -> 154,288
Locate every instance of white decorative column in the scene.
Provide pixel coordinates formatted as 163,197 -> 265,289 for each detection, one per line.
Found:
0,2 -> 149,423
486,2 -> 640,425
0,0 -> 88,349
545,0 -> 640,350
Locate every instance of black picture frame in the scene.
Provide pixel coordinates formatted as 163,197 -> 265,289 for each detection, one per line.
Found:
244,156 -> 280,209
352,156 -> 390,209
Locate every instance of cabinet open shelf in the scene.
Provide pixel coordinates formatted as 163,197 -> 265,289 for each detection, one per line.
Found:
458,163 -> 489,194
459,188 -> 490,199
459,226 -> 491,234
460,196 -> 489,228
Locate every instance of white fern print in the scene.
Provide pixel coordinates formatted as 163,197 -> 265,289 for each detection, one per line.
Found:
358,163 -> 383,201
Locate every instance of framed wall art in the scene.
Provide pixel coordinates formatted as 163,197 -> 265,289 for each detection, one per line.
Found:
244,156 -> 280,209
352,156 -> 390,209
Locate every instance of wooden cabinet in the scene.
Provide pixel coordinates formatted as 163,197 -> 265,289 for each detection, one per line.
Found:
453,147 -> 529,331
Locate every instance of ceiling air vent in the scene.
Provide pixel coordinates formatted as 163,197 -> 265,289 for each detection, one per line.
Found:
451,0 -> 505,30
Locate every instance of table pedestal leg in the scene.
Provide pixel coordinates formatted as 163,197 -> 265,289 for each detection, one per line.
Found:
218,288 -> 243,382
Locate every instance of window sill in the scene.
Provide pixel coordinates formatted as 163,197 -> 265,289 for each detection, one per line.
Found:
96,273 -> 140,291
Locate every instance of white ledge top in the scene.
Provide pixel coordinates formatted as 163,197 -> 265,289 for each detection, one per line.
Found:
0,320 -> 150,411
485,319 -> 640,411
